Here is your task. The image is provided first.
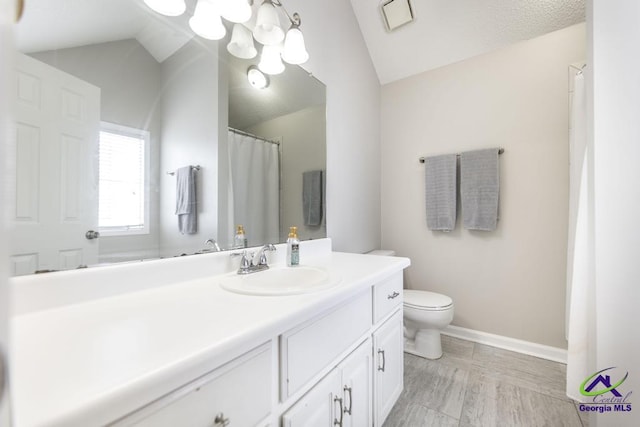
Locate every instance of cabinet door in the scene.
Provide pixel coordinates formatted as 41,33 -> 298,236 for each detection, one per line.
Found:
282,369 -> 342,427
373,309 -> 403,426
340,339 -> 372,427
119,343 -> 272,427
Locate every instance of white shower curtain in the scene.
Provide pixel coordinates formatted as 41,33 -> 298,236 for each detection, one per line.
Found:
566,72 -> 591,401
227,129 -> 280,246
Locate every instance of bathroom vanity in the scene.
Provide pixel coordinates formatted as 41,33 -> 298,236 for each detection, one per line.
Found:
9,239 -> 409,426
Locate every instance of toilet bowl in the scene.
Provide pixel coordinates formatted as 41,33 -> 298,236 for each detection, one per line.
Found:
403,290 -> 454,360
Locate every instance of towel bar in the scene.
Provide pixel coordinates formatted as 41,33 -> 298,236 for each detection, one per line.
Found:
419,148 -> 504,163
167,165 -> 201,176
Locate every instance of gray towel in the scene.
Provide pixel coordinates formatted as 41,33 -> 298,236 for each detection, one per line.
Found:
424,154 -> 457,231
460,148 -> 500,231
175,166 -> 197,234
303,170 -> 323,226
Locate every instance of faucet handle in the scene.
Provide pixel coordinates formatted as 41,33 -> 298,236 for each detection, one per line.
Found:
256,244 -> 277,266
230,250 -> 252,271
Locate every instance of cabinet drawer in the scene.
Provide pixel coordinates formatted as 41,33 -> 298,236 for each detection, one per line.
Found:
372,273 -> 403,324
281,290 -> 372,400
118,343 -> 272,427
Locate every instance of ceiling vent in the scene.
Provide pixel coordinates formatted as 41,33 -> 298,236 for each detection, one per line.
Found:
381,0 -> 414,32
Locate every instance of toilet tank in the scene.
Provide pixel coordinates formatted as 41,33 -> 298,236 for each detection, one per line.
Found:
367,250 -> 396,256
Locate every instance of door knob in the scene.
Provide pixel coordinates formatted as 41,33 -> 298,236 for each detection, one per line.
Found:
85,230 -> 100,240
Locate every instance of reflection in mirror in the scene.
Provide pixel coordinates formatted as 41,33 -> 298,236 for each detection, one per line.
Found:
9,0 -> 326,276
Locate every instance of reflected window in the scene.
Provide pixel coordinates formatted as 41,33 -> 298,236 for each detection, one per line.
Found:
98,122 -> 149,236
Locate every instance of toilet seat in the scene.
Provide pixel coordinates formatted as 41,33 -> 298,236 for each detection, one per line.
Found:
404,290 -> 453,311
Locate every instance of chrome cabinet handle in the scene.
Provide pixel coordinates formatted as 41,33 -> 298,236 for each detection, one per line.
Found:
387,291 -> 400,300
378,349 -> 386,372
343,386 -> 353,415
85,230 -> 100,240
333,396 -> 344,426
214,413 -> 230,426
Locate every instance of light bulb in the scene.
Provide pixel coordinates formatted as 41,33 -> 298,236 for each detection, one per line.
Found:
282,26 -> 309,65
258,44 -> 285,75
143,0 -> 186,16
189,0 -> 226,40
227,24 -> 258,59
221,0 -> 252,23
253,0 -> 285,45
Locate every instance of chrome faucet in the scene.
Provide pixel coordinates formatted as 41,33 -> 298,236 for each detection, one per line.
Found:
231,244 -> 277,275
203,238 -> 221,252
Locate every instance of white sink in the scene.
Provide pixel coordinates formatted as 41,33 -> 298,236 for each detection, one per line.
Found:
219,265 -> 341,296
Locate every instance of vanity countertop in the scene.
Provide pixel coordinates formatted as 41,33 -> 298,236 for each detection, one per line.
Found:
10,243 -> 409,427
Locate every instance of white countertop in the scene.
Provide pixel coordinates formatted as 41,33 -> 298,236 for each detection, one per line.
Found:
10,246 -> 409,427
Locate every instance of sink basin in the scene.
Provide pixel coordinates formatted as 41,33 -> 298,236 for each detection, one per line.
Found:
219,266 -> 340,296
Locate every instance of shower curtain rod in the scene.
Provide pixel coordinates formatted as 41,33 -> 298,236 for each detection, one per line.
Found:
229,127 -> 280,145
418,148 -> 504,163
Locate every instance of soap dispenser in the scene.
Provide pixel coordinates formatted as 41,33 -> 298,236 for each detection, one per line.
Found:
286,226 -> 300,266
234,225 -> 247,249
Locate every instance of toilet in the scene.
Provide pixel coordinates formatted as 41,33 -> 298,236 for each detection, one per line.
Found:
403,290 -> 454,359
367,249 -> 454,360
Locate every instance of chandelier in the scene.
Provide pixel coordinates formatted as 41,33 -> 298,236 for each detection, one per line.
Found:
143,0 -> 309,76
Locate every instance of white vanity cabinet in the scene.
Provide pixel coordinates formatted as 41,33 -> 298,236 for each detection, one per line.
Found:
282,271 -> 404,427
372,309 -> 404,426
282,338 -> 372,427
280,290 -> 372,400
114,343 -> 273,427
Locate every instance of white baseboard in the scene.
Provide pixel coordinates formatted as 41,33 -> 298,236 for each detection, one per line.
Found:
442,325 -> 567,364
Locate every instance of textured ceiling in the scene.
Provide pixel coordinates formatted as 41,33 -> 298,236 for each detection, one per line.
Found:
350,0 -> 586,84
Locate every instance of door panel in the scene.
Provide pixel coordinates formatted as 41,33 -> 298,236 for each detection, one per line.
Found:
373,309 -> 404,426
11,53 -> 100,275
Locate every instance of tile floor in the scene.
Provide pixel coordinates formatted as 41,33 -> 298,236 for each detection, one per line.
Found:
383,336 -> 588,427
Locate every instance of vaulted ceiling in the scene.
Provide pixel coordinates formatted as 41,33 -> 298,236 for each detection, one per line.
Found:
349,0 -> 586,84
16,0 -> 586,88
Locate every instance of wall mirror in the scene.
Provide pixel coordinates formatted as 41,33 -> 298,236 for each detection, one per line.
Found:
9,0 -> 326,276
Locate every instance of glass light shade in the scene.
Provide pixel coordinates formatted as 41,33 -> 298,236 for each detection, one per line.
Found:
143,0 -> 186,16
253,1 -> 285,45
189,0 -> 226,40
282,27 -> 309,65
221,0 -> 252,23
247,66 -> 269,89
227,24 -> 257,59
258,44 -> 285,75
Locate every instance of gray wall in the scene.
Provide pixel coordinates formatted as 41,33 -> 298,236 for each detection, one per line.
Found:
159,40 -> 221,257
287,0 -> 382,253
380,23 -> 586,348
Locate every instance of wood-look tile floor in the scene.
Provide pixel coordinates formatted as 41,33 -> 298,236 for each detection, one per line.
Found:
383,336 -> 587,427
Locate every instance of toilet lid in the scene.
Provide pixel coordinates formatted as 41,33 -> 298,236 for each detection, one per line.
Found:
404,290 -> 453,310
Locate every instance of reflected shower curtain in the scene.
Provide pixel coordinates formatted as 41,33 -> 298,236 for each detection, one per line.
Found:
227,129 -> 280,246
566,72 -> 591,401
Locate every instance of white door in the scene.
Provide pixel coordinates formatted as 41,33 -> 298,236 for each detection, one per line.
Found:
10,53 -> 100,275
373,309 -> 404,426
340,339 -> 372,427
282,369 -> 342,427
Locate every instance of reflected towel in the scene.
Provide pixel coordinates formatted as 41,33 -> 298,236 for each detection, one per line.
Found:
175,166 -> 197,234
303,170 -> 323,226
460,148 -> 500,231
424,154 -> 457,231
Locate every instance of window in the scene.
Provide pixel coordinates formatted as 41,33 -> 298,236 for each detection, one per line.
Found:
98,122 -> 149,236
